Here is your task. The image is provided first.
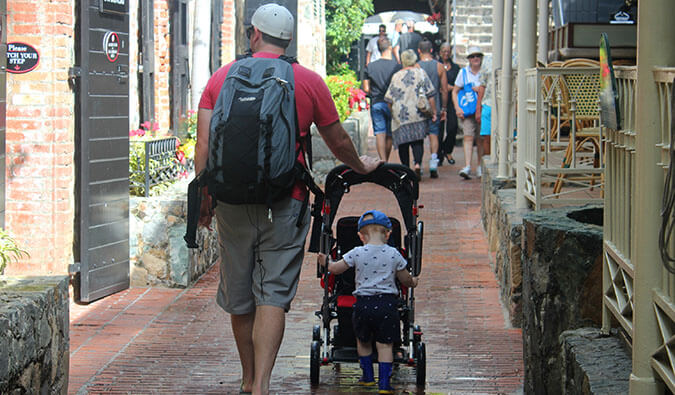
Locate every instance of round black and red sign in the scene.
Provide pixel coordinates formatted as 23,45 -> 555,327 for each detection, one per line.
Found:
6,42 -> 39,74
103,31 -> 120,62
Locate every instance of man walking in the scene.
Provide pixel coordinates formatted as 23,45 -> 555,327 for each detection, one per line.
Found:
395,19 -> 422,58
366,24 -> 387,65
194,4 -> 380,394
363,37 -> 401,161
417,39 -> 448,178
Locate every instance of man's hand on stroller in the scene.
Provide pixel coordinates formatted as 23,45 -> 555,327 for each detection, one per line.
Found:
354,155 -> 382,175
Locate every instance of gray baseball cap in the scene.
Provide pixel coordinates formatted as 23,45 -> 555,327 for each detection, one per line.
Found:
251,3 -> 294,40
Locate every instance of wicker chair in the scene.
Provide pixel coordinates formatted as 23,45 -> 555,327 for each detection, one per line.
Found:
552,59 -> 603,195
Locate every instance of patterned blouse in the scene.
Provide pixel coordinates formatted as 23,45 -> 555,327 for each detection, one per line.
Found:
384,67 -> 435,147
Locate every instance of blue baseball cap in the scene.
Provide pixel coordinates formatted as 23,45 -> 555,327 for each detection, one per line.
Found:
357,210 -> 392,231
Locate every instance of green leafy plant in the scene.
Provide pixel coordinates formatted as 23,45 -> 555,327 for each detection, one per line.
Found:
325,0 -> 374,74
0,229 -> 29,275
325,72 -> 368,122
129,122 -> 186,196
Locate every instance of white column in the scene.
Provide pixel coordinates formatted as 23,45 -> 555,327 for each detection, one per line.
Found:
515,0 -> 536,208
497,0 -> 513,179
445,0 -> 451,43
537,0 -> 548,64
190,0 -> 212,110
630,0 -> 675,392
491,0 -> 504,162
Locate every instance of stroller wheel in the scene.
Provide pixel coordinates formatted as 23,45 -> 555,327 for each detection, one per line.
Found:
310,340 -> 321,385
416,342 -> 426,388
313,324 -> 321,341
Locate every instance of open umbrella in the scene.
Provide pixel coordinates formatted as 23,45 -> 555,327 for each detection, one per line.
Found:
391,10 -> 427,23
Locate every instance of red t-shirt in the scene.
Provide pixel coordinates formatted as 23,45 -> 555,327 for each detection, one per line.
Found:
199,52 -> 339,201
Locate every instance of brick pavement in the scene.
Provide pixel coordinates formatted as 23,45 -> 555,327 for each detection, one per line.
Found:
69,141 -> 524,394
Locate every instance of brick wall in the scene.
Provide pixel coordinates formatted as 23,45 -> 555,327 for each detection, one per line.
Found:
4,0 -> 76,275
297,0 -> 326,75
154,1 -> 171,131
221,0 -> 236,65
451,0 -> 494,65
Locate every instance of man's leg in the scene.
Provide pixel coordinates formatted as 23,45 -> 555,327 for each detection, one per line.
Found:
231,312 -> 256,392
376,133 -> 389,161
251,305 -> 285,395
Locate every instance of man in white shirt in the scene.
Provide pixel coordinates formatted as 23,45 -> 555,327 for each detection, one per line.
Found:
366,24 -> 387,65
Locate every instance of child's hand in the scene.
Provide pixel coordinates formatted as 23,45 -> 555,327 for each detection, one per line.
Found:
411,277 -> 419,288
317,253 -> 328,268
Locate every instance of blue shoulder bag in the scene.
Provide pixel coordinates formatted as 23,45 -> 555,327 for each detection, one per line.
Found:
458,68 -> 477,116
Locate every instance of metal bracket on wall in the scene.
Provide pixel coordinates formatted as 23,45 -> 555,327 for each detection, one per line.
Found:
68,262 -> 81,274
68,66 -> 81,89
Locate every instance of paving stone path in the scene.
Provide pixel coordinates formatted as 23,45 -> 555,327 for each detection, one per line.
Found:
69,141 -> 524,394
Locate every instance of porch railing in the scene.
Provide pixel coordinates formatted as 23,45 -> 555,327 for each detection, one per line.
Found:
522,67 -> 603,209
602,66 -> 637,338
650,67 -> 675,390
602,66 -> 675,390
494,68 -> 517,176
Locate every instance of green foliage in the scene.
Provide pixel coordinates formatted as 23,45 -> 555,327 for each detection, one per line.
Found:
128,117 -> 197,197
0,229 -> 29,275
325,0 -> 374,74
325,72 -> 367,122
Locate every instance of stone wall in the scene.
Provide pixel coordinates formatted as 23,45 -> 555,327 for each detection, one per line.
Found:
130,180 -> 219,288
0,276 -> 69,394
480,160 -> 523,327
311,110 -> 370,182
560,328 -> 630,394
521,206 -> 604,395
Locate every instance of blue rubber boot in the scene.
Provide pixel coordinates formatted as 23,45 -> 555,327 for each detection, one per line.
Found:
358,355 -> 375,386
378,362 -> 394,394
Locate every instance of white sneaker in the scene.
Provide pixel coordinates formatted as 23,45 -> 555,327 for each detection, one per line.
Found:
476,166 -> 482,178
429,158 -> 439,178
459,166 -> 471,179
429,158 -> 439,171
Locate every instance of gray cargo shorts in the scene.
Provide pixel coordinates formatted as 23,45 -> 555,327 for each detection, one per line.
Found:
214,196 -> 310,315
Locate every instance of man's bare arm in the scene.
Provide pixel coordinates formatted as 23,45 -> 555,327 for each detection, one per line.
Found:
195,109 -> 213,174
317,121 -> 381,174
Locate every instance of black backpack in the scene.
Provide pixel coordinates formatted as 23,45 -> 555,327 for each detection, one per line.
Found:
207,55 -> 301,205
185,54 -> 324,248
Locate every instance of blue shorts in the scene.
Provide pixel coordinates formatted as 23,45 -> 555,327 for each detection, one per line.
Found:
428,119 -> 440,136
480,104 -> 491,136
371,101 -> 392,136
352,294 -> 400,344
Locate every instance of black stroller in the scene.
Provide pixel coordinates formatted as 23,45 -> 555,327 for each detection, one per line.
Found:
308,163 -> 426,388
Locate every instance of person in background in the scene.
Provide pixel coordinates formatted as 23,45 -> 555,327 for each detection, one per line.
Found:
438,42 -> 460,165
389,19 -> 404,64
452,46 -> 485,179
477,54 -> 493,171
394,19 -> 422,60
385,49 -> 437,179
366,24 -> 387,65
417,39 -> 448,178
363,37 -> 402,161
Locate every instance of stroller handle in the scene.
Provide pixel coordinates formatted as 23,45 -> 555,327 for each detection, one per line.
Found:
322,163 -> 420,234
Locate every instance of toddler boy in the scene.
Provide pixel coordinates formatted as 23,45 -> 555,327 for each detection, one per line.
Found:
319,210 -> 419,394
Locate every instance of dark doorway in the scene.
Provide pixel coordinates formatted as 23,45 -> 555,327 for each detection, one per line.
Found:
139,0 -> 155,124
170,0 -> 190,133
